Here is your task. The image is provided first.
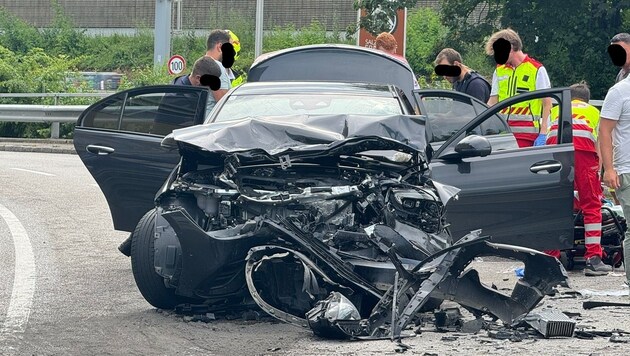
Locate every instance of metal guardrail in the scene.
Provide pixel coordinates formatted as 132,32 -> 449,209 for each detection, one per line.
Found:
0,93 -> 109,138
0,93 -> 608,139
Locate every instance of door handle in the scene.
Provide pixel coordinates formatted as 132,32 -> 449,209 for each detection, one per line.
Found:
530,160 -> 562,174
86,144 -> 115,155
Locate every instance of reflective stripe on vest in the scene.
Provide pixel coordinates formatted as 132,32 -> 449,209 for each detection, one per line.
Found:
546,100 -> 599,152
496,56 -> 544,141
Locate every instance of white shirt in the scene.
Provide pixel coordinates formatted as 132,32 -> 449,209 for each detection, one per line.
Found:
601,75 -> 630,174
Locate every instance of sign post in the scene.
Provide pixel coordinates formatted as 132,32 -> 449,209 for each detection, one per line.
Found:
357,8 -> 407,56
167,55 -> 186,76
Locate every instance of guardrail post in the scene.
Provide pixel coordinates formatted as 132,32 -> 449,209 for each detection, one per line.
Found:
51,122 -> 60,139
51,95 -> 60,139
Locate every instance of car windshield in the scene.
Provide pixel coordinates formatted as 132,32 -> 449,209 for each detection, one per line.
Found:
210,93 -> 402,122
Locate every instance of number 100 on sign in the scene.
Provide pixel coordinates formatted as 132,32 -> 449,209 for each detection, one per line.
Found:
168,55 -> 186,75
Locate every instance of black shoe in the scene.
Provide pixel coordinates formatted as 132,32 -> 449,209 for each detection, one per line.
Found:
584,256 -> 612,276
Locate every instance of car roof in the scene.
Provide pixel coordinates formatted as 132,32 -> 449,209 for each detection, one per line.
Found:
229,81 -> 398,97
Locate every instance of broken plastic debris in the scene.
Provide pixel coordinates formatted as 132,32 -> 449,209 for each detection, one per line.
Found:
323,292 -> 360,321
578,289 -> 629,297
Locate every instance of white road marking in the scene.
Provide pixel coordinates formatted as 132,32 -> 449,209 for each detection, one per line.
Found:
0,203 -> 36,335
10,168 -> 55,177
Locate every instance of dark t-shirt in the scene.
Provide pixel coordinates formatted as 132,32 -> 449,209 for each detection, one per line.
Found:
453,72 -> 491,103
172,75 -> 192,86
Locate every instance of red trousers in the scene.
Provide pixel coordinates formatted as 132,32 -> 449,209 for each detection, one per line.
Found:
547,151 -> 603,259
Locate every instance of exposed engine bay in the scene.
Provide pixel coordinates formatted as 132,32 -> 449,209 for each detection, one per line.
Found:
133,115 -> 569,340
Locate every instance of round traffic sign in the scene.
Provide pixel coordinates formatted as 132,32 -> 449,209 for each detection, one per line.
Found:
168,55 -> 186,75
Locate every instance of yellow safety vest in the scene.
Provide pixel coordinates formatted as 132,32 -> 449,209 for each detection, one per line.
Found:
496,56 -> 544,145
546,100 -> 599,153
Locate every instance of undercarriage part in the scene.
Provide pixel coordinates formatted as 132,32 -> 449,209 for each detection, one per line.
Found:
434,308 -> 464,332
523,309 -> 576,337
366,231 -> 570,339
305,292 -> 365,340
245,245 -> 361,329
582,301 -> 630,309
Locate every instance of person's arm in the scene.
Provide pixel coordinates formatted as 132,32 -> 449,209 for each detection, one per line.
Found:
599,86 -> 623,189
541,97 -> 552,133
535,67 -> 552,133
487,70 -> 499,106
599,118 -> 619,189
212,64 -> 232,101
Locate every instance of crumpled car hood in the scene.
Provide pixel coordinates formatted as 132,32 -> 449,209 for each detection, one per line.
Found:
164,114 -> 427,156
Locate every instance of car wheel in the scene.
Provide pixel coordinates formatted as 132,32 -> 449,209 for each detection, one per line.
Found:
130,209 -> 188,309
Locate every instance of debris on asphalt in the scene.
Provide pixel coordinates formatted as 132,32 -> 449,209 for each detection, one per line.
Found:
523,309 -> 576,338
582,300 -> 630,309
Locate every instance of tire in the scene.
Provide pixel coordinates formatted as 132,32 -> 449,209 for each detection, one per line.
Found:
130,209 -> 183,309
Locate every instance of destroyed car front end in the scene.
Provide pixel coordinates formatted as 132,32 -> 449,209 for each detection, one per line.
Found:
131,114 -> 569,339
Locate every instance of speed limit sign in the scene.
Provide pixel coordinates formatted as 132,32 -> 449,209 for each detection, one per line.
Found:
168,55 -> 186,75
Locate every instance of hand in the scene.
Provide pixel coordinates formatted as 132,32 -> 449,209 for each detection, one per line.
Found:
602,168 -> 620,190
533,133 -> 547,146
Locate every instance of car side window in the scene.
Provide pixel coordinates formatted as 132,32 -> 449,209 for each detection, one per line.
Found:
81,94 -> 124,130
471,101 -> 510,136
80,89 -> 203,136
422,97 -> 480,143
120,93 -> 163,134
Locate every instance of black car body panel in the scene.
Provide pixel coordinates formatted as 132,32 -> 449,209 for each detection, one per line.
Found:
428,88 -> 574,250
74,85 -> 208,231
150,116 -> 568,338
247,44 -> 417,100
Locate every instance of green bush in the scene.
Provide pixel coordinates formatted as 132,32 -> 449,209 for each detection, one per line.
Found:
405,7 -> 448,78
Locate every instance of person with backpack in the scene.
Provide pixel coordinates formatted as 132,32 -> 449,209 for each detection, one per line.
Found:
434,48 -> 491,103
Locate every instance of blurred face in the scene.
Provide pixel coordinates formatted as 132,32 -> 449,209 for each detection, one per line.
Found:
216,38 -> 235,61
189,74 -> 202,86
615,41 -> 630,67
438,58 -> 458,83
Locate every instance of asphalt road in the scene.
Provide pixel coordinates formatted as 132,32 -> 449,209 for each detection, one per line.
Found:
1,151 -> 630,355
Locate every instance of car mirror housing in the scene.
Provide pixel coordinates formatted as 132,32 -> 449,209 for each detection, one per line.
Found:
454,135 -> 492,158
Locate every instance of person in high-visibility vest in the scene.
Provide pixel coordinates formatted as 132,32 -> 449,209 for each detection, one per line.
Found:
545,82 -> 612,275
485,29 -> 552,148
226,30 -> 245,87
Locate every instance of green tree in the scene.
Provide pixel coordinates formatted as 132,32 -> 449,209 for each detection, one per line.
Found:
406,7 -> 448,77
349,0 -> 419,36
439,0 -> 630,98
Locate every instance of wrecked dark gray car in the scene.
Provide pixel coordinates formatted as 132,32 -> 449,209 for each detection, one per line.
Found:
127,114 -> 568,339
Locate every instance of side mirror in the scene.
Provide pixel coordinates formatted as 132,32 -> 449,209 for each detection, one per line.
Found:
454,135 -> 492,157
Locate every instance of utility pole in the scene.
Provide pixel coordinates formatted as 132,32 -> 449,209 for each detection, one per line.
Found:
255,0 -> 264,58
154,0 -> 172,67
